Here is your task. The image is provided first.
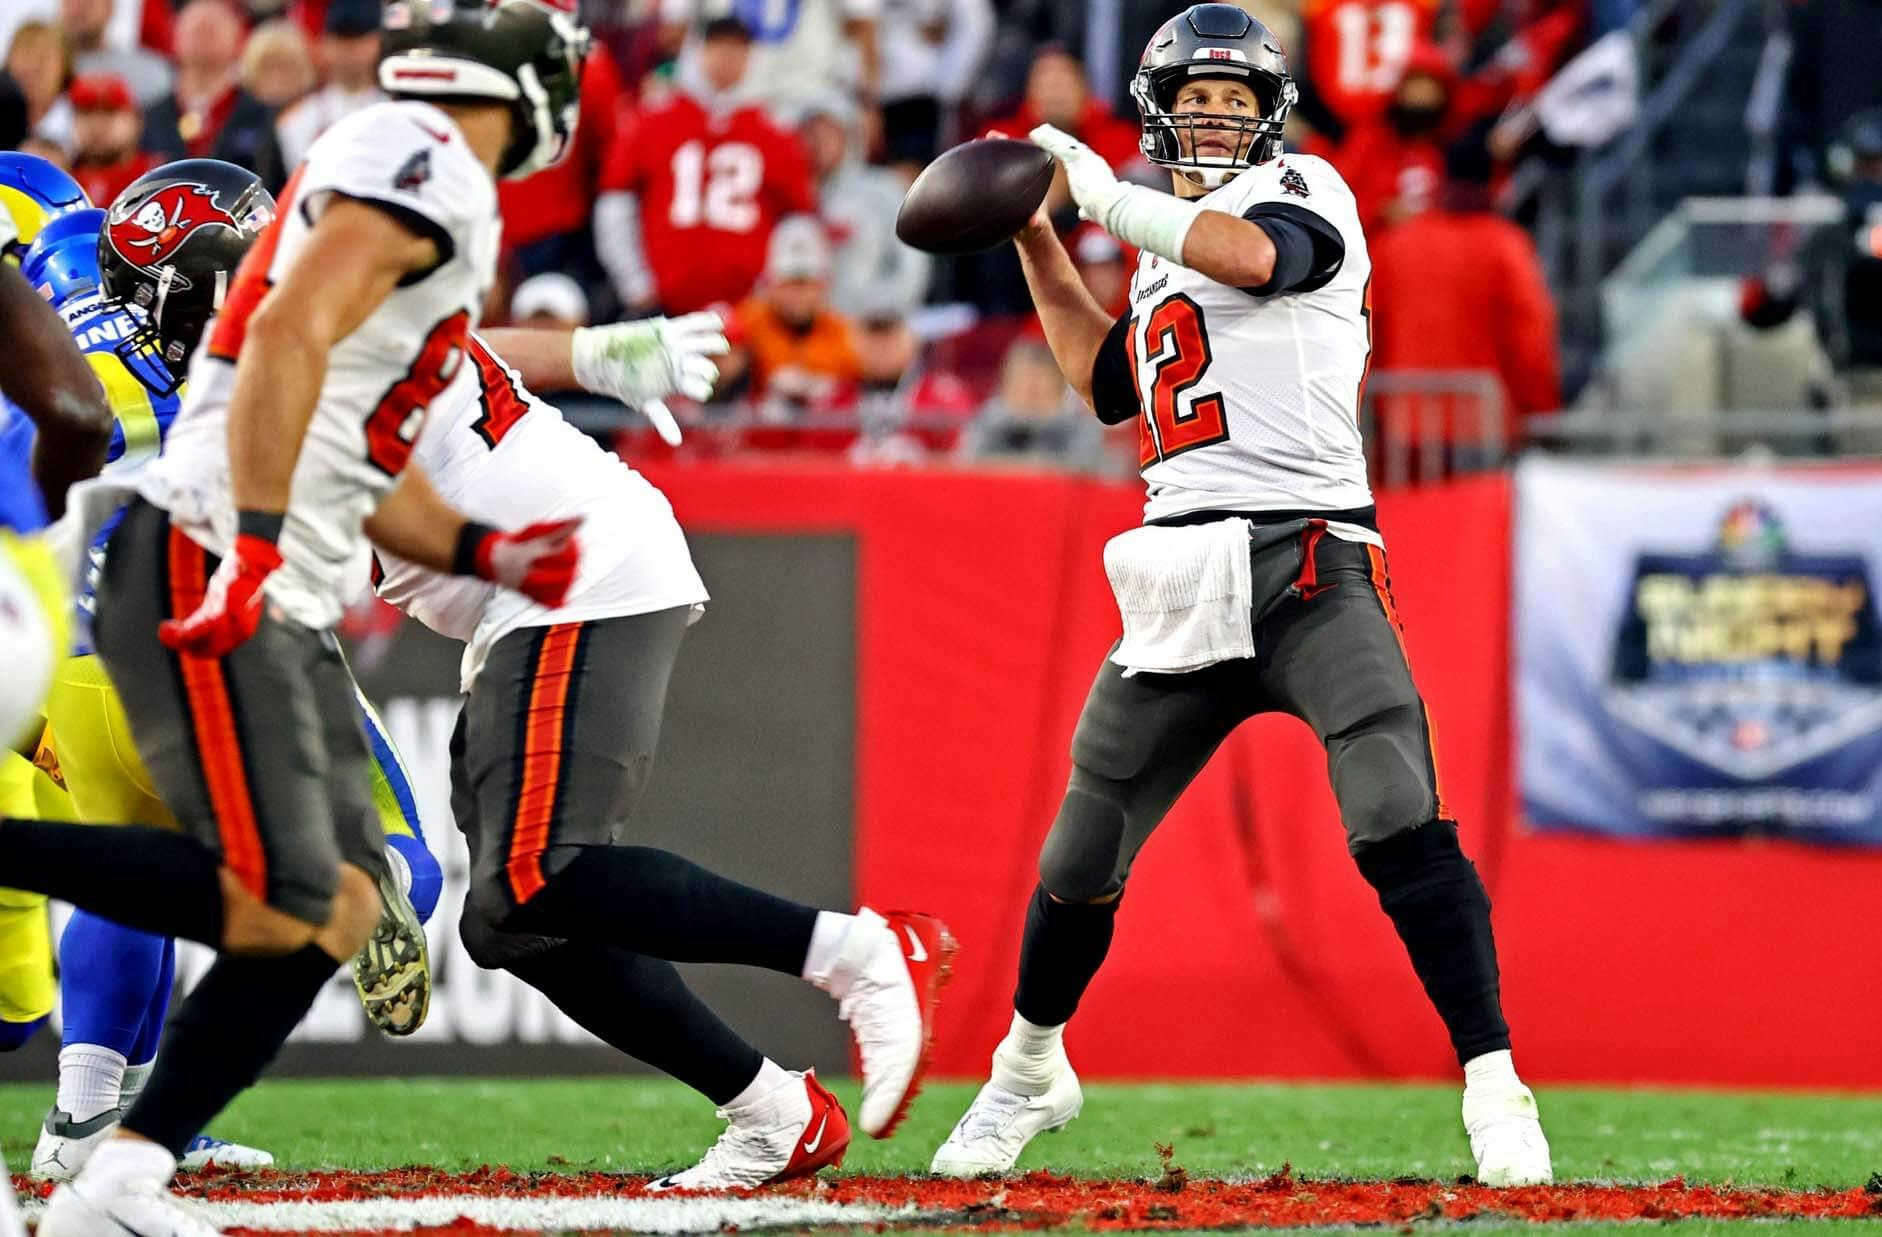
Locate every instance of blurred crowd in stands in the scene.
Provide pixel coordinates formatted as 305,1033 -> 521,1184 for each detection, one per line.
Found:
1,0 -> 1605,472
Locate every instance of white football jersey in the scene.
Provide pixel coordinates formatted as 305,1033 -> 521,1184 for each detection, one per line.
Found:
374,334 -> 709,691
1124,153 -> 1376,531
140,99 -> 500,630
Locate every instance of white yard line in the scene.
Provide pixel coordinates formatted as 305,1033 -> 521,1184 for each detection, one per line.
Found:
23,1193 -> 923,1233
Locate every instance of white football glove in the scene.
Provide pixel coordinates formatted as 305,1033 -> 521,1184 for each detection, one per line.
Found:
570,312 -> 729,446
1029,123 -> 1201,265
1029,123 -> 1127,225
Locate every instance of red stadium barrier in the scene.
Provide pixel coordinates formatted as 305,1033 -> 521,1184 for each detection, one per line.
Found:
644,460 -> 1882,1089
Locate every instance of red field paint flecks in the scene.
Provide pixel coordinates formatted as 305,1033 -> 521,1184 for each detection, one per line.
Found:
22,1167 -> 1871,1233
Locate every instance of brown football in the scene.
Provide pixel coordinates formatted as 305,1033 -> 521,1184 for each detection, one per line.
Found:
895,138 -> 1056,255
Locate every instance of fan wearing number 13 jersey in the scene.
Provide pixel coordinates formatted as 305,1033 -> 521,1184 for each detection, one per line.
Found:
931,3 -> 1552,1191
6,4 -> 592,1235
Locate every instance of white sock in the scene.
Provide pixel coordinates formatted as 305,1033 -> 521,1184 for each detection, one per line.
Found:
1463,1049 -> 1521,1092
800,911 -> 856,985
80,1136 -> 175,1186
121,1060 -> 154,1111
991,1012 -> 1065,1097
56,1045 -> 128,1123
725,1057 -> 794,1112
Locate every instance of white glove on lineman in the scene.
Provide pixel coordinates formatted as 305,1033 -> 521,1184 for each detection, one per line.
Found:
1029,123 -> 1202,265
569,312 -> 729,446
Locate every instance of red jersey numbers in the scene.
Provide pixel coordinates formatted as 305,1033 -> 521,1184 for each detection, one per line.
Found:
365,309 -> 469,476
468,335 -> 529,448
1133,294 -> 1230,469
668,140 -> 765,232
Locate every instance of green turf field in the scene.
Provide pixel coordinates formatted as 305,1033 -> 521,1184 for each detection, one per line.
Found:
3,1076 -> 1878,1185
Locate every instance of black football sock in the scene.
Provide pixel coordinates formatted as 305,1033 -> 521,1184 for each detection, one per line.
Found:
508,943 -> 763,1106
1355,820 -> 1512,1065
1013,883 -> 1120,1027
122,944 -> 339,1155
503,846 -> 817,977
0,819 -> 224,946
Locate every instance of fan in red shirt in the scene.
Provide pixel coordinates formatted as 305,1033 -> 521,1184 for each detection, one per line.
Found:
983,43 -> 1140,197
1293,0 -> 1440,145
1370,142 -> 1560,456
1325,42 -> 1453,237
67,75 -> 162,208
594,13 -> 816,316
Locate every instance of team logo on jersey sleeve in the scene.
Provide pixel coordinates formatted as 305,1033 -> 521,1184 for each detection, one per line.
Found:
395,148 -> 434,192
1279,166 -> 1310,198
106,184 -> 243,267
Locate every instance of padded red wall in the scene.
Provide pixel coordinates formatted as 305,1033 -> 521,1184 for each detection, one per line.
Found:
646,461 -> 1882,1088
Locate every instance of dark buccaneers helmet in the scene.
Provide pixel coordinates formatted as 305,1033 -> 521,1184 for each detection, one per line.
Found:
1131,3 -> 1299,188
378,0 -> 590,180
98,158 -> 275,384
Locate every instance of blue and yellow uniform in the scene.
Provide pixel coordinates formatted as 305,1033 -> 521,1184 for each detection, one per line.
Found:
0,154 -> 89,1051
0,182 -> 441,1072
0,397 -> 71,1050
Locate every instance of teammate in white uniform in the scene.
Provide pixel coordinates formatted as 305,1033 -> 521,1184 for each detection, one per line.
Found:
0,4 -> 592,1234
931,4 -> 1551,1188
368,318 -> 956,1189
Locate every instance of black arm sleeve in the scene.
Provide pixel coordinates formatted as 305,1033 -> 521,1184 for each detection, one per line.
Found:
1242,203 -> 1347,296
1088,313 -> 1139,425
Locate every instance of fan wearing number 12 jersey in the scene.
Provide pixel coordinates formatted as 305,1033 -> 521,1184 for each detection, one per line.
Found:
931,3 -> 1552,1194
593,14 -> 816,315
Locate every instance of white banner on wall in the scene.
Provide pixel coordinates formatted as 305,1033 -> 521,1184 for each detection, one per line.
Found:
1516,455 -> 1882,845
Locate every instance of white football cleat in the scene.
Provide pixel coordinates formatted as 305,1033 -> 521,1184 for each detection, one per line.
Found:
821,908 -> 957,1139
649,1070 -> 850,1192
931,1061 -> 1083,1177
32,1107 -> 123,1182
178,1134 -> 274,1173
1464,1084 -> 1553,1186
40,1151 -> 223,1237
32,1109 -> 272,1182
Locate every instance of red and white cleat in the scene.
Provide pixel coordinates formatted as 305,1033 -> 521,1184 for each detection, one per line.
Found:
649,1070 -> 850,1192
822,908 -> 957,1139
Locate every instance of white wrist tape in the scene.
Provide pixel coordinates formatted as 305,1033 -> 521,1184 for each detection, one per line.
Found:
1100,185 -> 1203,266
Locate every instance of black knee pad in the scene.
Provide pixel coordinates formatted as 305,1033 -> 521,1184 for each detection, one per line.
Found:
1039,784 -> 1129,902
459,897 -> 568,971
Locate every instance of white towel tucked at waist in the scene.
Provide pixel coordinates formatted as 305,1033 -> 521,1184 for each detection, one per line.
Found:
1104,519 -> 1254,677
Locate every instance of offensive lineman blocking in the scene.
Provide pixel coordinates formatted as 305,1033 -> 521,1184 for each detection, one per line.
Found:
930,4 -> 1552,1187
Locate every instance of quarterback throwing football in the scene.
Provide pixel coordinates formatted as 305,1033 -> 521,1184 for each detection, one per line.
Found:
931,4 -> 1551,1187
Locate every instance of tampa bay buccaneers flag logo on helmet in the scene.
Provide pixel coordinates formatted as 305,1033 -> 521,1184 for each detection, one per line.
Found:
105,182 -> 244,269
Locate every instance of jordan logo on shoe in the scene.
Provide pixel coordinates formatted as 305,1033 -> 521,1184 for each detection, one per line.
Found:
903,925 -> 927,963
802,1113 -> 830,1154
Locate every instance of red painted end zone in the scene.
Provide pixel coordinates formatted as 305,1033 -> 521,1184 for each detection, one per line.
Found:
16,1168 -> 1876,1233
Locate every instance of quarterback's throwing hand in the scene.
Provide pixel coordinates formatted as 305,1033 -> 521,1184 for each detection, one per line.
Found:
570,313 -> 729,445
1030,124 -> 1126,229
158,531 -> 283,658
466,518 -> 583,609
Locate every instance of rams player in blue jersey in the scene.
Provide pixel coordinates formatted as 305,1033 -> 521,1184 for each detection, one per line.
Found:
0,154 -> 446,1180
0,170 -> 114,1230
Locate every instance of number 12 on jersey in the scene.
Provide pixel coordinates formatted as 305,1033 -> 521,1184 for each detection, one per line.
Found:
1128,294 -> 1229,469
